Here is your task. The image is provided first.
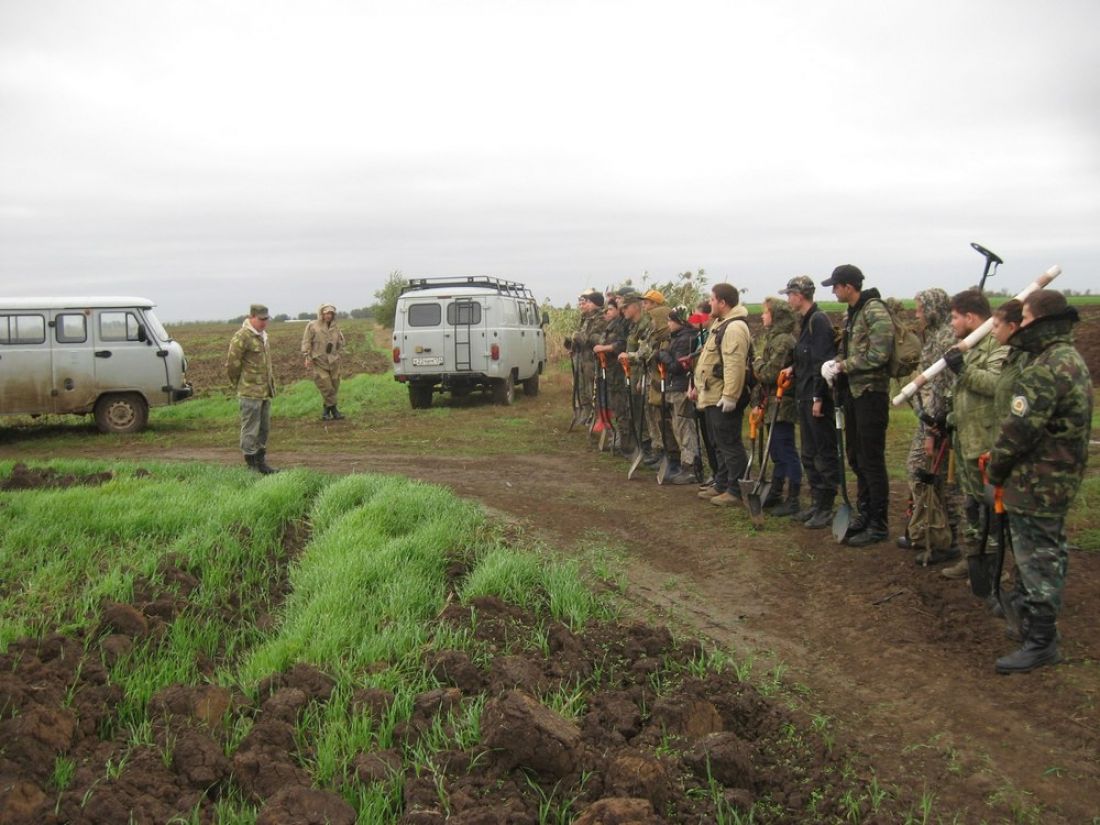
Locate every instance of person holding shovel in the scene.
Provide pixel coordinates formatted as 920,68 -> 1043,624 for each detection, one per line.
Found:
656,306 -> 702,484
570,290 -> 607,429
986,290 -> 1092,674
753,297 -> 801,515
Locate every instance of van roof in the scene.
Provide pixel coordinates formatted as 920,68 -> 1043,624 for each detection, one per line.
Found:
0,297 -> 156,310
397,287 -> 515,299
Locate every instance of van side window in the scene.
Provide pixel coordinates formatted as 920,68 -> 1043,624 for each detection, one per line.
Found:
100,311 -> 142,342
0,314 -> 46,345
55,313 -> 87,343
407,304 -> 442,327
446,302 -> 482,325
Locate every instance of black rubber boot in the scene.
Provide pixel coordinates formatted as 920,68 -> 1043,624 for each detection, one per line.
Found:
330,405 -> 344,420
642,449 -> 663,468
846,515 -> 888,547
792,490 -> 819,522
762,478 -> 785,511
244,453 -> 257,470
254,450 -> 279,475
322,406 -> 333,420
770,482 -> 801,517
995,614 -> 1062,674
804,492 -> 834,530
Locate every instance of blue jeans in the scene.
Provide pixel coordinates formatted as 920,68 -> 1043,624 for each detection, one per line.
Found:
768,421 -> 802,485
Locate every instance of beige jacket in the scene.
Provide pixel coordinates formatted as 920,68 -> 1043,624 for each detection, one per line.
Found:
301,304 -> 345,367
694,304 -> 751,408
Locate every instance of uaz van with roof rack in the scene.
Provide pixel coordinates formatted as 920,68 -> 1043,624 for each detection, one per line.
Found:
392,277 -> 547,408
0,296 -> 192,433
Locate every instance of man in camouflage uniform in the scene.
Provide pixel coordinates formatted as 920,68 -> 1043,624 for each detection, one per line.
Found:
570,290 -> 607,427
899,288 -> 959,563
692,283 -> 752,507
820,265 -> 894,546
754,297 -> 801,515
621,290 -> 673,466
226,303 -> 278,474
301,303 -> 347,420
987,290 -> 1092,673
939,290 -> 1010,580
594,296 -> 634,453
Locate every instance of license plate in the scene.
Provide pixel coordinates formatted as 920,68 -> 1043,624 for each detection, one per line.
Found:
412,356 -> 444,366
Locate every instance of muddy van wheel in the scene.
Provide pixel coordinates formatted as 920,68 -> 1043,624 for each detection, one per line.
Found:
94,393 -> 149,434
522,372 -> 540,397
409,385 -> 433,409
492,374 -> 515,405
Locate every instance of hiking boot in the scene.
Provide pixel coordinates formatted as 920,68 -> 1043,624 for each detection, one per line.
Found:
710,491 -> 740,507
642,450 -> 663,468
769,487 -> 802,517
762,478 -> 785,511
698,486 -> 721,499
914,545 -> 961,566
995,615 -> 1061,674
330,405 -> 344,420
792,498 -> 818,522
804,508 -> 833,530
254,450 -> 279,475
668,469 -> 698,485
846,511 -> 870,536
846,517 -> 888,547
322,406 -> 333,420
940,557 -> 970,579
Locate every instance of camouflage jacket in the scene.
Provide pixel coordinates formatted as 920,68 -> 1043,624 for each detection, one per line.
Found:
625,305 -> 672,385
226,320 -> 276,399
987,311 -> 1093,516
600,315 -> 631,390
840,288 -> 893,397
301,305 -> 346,367
752,303 -> 797,423
572,308 -> 607,365
913,289 -> 955,438
948,333 -> 1010,459
994,346 -> 1028,416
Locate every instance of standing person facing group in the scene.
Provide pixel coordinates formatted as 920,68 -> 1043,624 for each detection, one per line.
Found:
226,303 -> 279,474
301,303 -> 346,421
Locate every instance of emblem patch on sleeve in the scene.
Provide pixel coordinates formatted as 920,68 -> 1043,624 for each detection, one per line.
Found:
1011,395 -> 1029,417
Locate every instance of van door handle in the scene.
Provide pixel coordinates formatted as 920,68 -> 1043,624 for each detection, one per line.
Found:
94,350 -> 112,358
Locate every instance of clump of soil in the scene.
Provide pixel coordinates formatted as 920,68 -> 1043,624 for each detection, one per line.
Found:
0,462 -> 117,490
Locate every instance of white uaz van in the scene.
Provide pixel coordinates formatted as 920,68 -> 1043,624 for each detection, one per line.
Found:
392,277 -> 547,408
0,297 -> 192,432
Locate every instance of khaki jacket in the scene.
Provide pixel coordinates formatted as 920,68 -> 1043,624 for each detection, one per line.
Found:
301,304 -> 346,367
694,304 -> 751,408
226,320 -> 276,399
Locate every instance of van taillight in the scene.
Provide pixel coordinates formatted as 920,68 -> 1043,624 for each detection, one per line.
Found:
392,347 -> 401,363
490,344 -> 500,360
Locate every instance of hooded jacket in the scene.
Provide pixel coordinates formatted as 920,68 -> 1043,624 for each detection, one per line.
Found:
987,310 -> 1092,516
301,304 -> 346,367
840,287 -> 893,397
913,288 -> 956,429
754,301 -> 798,423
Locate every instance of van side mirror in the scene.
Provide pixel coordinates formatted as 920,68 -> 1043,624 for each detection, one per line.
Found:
541,312 -> 550,327
137,324 -> 148,343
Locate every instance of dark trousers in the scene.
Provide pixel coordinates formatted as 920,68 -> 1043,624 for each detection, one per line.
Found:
798,397 -> 839,497
843,390 -> 890,522
768,421 -> 802,485
697,407 -> 719,476
704,404 -> 748,494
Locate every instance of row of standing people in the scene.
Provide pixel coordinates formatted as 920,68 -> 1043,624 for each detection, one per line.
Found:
570,268 -> 1092,674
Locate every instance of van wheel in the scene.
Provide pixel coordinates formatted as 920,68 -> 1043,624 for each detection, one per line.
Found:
94,393 -> 149,434
409,385 -> 433,409
492,374 -> 515,405
522,373 -> 540,397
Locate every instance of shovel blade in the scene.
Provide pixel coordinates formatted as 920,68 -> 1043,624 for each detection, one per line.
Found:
627,448 -> 645,480
747,493 -> 765,528
656,455 -> 671,485
738,479 -> 756,507
967,553 -> 997,598
832,504 -> 852,543
597,428 -> 608,452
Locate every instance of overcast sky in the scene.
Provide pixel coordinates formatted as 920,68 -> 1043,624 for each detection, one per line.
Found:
1,0 -> 1098,321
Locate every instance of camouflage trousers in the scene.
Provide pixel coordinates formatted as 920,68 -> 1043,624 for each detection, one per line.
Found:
1007,512 -> 1069,620
905,429 -> 960,538
576,357 -> 596,421
312,363 -> 341,406
667,391 -> 700,465
238,397 -> 271,456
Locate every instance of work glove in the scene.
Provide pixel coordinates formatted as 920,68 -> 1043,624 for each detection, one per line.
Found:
943,347 -> 965,374
717,396 -> 738,413
821,359 -> 839,382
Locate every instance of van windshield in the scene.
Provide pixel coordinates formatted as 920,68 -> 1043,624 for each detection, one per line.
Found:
142,309 -> 172,342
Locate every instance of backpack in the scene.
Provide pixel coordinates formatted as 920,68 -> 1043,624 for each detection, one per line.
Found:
872,299 -> 921,379
711,317 -> 757,402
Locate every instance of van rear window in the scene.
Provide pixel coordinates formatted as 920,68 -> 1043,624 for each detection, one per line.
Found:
447,301 -> 482,325
407,304 -> 441,327
0,314 -> 46,345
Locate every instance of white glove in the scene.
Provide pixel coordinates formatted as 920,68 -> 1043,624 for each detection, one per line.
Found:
717,396 -> 738,413
821,360 -> 839,383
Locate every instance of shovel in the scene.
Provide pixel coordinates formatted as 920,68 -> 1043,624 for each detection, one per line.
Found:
655,363 -> 671,484
967,455 -> 999,596
747,373 -> 791,526
623,360 -> 646,478
738,402 -> 765,506
568,351 -> 584,431
832,402 -> 853,543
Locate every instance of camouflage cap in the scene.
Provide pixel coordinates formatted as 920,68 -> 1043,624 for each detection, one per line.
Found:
778,276 -> 815,297
619,292 -> 643,306
250,303 -> 270,318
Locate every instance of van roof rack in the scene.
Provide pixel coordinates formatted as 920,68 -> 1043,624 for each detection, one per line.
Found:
400,276 -> 534,299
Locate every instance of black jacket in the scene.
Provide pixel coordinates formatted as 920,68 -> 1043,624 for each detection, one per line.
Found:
658,326 -> 696,393
794,303 -> 836,403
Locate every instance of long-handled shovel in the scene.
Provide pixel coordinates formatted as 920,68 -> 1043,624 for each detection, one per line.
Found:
655,363 -> 672,484
594,352 -> 616,453
746,373 -> 791,526
623,360 -> 646,479
567,351 -> 583,431
737,402 -> 765,506
832,400 -> 853,543
968,455 -> 1003,597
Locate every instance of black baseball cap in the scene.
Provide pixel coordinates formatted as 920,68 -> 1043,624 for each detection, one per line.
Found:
821,265 -> 864,288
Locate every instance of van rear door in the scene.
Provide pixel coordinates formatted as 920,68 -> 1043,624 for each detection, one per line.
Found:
397,298 -> 450,375
0,311 -> 52,414
91,308 -> 168,402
